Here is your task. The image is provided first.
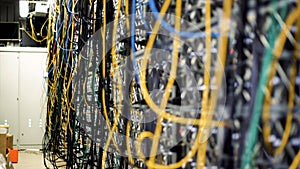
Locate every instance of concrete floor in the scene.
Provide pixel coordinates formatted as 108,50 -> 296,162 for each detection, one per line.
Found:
12,150 -> 45,169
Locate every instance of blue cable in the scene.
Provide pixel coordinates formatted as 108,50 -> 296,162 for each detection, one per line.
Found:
148,0 -> 219,38
139,2 -> 174,53
48,66 -> 54,75
65,0 -> 78,15
65,0 -> 73,65
55,16 -> 73,52
131,0 -> 140,85
54,12 -> 71,67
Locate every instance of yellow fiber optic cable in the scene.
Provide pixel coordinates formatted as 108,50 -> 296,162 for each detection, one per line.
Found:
136,0 -> 231,126
101,0 -> 123,168
288,7 -> 300,169
290,151 -> 300,169
197,0 -> 212,168
136,0 -> 232,168
147,0 -> 182,168
125,0 -> 130,30
262,2 -> 300,156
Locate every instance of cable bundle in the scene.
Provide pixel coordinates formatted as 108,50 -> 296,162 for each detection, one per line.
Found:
44,0 -> 300,168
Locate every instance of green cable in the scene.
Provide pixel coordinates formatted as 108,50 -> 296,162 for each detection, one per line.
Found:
241,1 -> 288,168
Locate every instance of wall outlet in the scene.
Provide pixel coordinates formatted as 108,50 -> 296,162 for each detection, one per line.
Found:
28,119 -> 32,128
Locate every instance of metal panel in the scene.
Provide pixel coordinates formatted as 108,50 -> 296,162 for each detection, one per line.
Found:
0,6 -> 4,21
0,0 -> 19,22
0,52 -> 19,145
18,51 -> 47,145
7,4 -> 14,21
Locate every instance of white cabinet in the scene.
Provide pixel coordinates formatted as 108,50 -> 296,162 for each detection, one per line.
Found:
0,47 -> 47,148
0,51 -> 19,144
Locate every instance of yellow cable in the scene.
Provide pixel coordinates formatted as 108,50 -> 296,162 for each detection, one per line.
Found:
100,2 -> 117,150
30,14 -> 37,39
133,0 -> 171,164
23,28 -> 47,43
126,93 -> 143,169
262,2 -> 300,156
47,4 -> 57,134
135,0 -> 226,125
45,0 -> 231,168
125,0 -> 130,29
197,0 -> 233,167
133,0 -> 171,165
147,0 -> 182,168
273,2 -> 300,59
100,0 -> 109,162
290,151 -> 300,169
138,0 -> 200,126
23,15 -> 47,43
101,0 -> 123,168
197,0 -> 212,168
61,2 -> 70,139
136,0 -> 233,168
40,18 -> 49,37
137,131 -> 155,160
101,111 -> 121,169
66,3 -> 77,133
102,0 -> 106,78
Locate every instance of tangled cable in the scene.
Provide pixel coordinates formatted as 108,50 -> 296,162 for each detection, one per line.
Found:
43,0 -> 300,169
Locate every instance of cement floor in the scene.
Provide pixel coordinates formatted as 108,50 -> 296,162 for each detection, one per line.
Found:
12,150 -> 45,169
